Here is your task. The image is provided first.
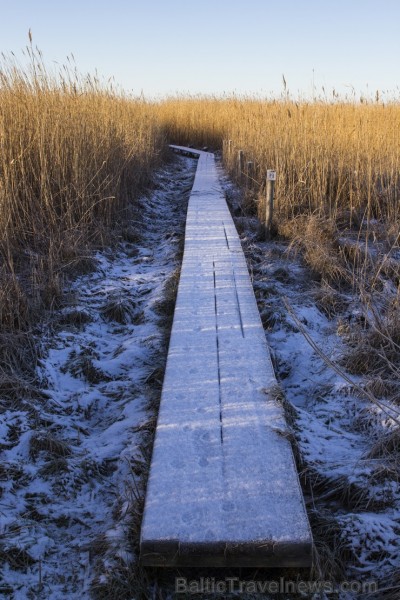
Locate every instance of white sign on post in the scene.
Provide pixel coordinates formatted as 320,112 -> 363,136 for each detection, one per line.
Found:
267,170 -> 276,181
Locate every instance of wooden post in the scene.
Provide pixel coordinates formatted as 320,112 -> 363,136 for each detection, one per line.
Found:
247,161 -> 254,189
225,140 -> 232,170
265,170 -> 276,240
238,150 -> 244,184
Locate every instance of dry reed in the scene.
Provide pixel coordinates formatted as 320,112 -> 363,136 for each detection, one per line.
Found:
0,44 -> 166,333
157,94 -> 400,225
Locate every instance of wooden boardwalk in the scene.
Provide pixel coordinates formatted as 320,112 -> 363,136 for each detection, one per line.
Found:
140,146 -> 313,567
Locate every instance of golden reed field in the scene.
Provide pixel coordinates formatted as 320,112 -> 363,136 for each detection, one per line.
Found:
0,49 -> 165,330
0,47 -> 399,365
159,95 -> 400,225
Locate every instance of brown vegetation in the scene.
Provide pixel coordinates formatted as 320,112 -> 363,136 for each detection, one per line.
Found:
0,45 -> 166,338
157,94 -> 400,223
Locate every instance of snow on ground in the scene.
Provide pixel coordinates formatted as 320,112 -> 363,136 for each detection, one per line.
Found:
2,148 -> 398,599
0,154 -> 196,599
218,162 -> 400,597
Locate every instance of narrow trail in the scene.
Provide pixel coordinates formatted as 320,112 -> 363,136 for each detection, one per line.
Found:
140,147 -> 312,569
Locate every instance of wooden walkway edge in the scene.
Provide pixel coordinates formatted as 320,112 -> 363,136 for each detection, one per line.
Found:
139,146 -> 313,567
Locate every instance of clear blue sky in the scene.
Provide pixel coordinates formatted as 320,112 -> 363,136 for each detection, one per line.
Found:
1,0 -> 399,99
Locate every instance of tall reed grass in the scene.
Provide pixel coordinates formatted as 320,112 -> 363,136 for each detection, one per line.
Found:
157,95 -> 400,225
2,49 -> 399,405
0,46 -> 166,329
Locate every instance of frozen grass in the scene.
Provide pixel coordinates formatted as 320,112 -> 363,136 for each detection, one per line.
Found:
0,154 -> 196,598
220,168 -> 400,599
0,43 -> 170,491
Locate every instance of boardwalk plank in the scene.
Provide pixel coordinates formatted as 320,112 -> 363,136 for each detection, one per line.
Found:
140,147 -> 313,567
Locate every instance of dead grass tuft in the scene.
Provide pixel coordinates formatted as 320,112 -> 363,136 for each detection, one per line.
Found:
91,560 -> 152,600
362,377 -> 399,401
341,308 -> 400,377
377,569 -> 400,600
367,428 -> 400,461
120,226 -> 141,244
65,346 -> 111,384
58,309 -> 93,328
29,431 -> 72,460
0,545 -> 36,571
0,270 -> 31,330
302,466 -> 393,512
313,283 -> 350,319
38,457 -> 69,477
143,365 -> 165,390
0,463 -> 24,483
0,331 -> 38,408
153,268 -> 181,318
341,343 -> 387,375
269,384 -> 299,428
309,511 -> 348,582
88,534 -> 111,560
101,293 -> 139,325
282,215 -> 351,285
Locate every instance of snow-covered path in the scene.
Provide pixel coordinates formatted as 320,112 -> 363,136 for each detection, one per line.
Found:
140,147 -> 312,568
0,154 -> 196,598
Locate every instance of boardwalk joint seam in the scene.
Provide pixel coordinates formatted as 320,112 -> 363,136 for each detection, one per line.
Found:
213,259 -> 224,444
